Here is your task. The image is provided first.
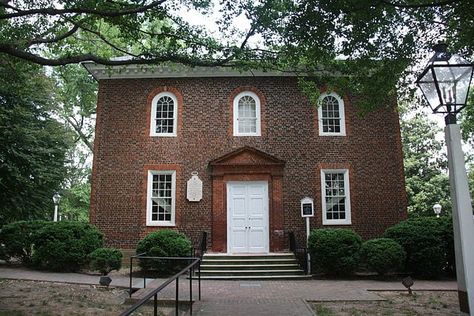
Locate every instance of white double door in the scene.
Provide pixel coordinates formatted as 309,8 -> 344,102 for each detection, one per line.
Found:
227,181 -> 269,254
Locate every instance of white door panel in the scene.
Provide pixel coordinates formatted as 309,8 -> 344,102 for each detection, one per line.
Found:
227,181 -> 268,254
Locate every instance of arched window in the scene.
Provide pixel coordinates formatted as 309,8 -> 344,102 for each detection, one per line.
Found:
150,92 -> 178,136
318,92 -> 346,136
233,91 -> 261,136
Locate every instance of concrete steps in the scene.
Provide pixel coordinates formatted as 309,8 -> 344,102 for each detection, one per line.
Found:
197,253 -> 310,280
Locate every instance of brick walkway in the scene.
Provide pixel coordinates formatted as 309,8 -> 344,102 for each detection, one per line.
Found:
0,266 -> 458,316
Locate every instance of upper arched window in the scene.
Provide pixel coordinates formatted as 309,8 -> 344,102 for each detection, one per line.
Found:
233,91 -> 261,136
150,92 -> 178,137
318,92 -> 346,136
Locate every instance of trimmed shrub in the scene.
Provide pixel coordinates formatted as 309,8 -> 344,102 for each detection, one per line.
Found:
308,228 -> 362,276
31,221 -> 103,272
89,248 -> 123,275
136,230 -> 192,275
0,220 -> 49,264
360,238 -> 406,275
383,217 -> 453,278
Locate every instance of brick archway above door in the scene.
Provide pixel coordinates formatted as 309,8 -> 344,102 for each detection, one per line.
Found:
209,147 -> 285,253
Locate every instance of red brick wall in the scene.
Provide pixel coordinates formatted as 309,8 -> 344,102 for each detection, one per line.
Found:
90,76 -> 407,249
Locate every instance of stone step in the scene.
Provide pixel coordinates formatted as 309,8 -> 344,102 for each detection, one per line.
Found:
192,275 -> 312,280
197,253 -> 306,280
198,269 -> 305,276
200,264 -> 300,270
201,258 -> 298,265
203,253 -> 295,260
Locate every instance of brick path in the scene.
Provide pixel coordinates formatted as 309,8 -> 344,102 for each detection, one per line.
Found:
0,266 -> 458,316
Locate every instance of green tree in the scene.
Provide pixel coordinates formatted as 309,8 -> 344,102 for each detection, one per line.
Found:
401,112 -> 451,216
60,182 -> 90,222
0,60 -> 71,225
2,1 -> 473,114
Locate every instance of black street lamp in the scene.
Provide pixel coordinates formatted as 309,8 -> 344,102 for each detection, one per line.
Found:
416,44 -> 474,315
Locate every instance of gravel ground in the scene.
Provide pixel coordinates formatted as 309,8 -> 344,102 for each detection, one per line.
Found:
311,291 -> 460,316
0,279 -> 162,315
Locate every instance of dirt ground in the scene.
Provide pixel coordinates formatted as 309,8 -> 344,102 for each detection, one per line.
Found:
0,279 -> 159,315
311,291 -> 460,316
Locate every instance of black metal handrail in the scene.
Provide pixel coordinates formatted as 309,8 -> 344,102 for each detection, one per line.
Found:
123,256 -> 201,316
198,231 -> 207,259
289,231 -> 308,274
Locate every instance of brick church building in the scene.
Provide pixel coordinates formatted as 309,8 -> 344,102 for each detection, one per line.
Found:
84,63 -> 407,254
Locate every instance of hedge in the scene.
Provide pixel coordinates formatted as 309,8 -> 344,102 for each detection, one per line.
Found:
0,220 -> 49,265
308,228 -> 362,276
136,230 -> 192,275
360,238 -> 406,275
31,221 -> 104,272
383,216 -> 454,278
89,248 -> 123,275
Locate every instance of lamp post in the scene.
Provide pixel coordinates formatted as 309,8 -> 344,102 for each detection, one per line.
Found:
416,44 -> 474,315
52,193 -> 61,222
433,203 -> 442,218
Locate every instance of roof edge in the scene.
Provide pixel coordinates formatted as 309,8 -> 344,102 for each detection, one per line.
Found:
82,62 -> 301,80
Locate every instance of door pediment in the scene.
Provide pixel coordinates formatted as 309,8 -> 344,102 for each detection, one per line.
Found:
210,146 -> 285,167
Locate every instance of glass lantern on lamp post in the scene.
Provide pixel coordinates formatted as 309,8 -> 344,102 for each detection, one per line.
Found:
52,192 -> 61,222
433,203 -> 442,218
416,44 -> 474,315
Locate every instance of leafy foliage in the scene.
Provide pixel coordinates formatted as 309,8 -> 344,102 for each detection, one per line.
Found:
136,230 -> 192,275
0,60 -> 71,225
0,220 -> 48,264
308,228 -> 362,276
60,182 -> 91,222
31,221 -> 103,272
360,238 -> 406,275
384,217 -> 454,278
1,1 -> 472,114
401,112 -> 452,216
89,248 -> 123,275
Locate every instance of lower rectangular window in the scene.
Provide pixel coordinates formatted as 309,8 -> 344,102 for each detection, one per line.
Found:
147,170 -> 176,226
321,169 -> 351,225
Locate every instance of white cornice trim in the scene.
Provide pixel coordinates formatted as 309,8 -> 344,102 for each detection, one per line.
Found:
82,62 -> 300,80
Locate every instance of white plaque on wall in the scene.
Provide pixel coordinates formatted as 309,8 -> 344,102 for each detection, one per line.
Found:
187,172 -> 203,202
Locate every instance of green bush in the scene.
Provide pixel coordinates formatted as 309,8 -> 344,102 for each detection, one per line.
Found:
360,238 -> 406,275
136,230 -> 192,275
308,228 -> 362,276
31,221 -> 103,272
383,216 -> 453,278
89,248 -> 122,275
0,220 -> 49,264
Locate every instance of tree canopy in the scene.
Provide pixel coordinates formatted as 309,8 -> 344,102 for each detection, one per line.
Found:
1,0 -> 473,112
0,59 -> 71,225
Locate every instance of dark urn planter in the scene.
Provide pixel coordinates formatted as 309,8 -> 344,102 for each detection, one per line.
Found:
99,276 -> 112,286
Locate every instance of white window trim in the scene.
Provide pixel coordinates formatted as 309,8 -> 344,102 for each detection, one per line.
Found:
146,170 -> 176,226
150,92 -> 178,137
233,91 -> 261,136
321,169 -> 352,225
318,92 -> 346,136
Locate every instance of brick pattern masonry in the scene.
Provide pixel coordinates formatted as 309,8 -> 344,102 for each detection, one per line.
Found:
90,76 -> 407,250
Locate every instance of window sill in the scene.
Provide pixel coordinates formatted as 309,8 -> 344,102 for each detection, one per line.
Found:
318,133 -> 346,137
146,222 -> 176,227
150,134 -> 177,137
322,220 -> 351,225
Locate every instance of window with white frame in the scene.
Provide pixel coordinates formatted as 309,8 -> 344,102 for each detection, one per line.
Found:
321,169 -> 351,225
233,91 -> 261,136
318,92 -> 346,136
147,170 -> 176,226
150,92 -> 178,136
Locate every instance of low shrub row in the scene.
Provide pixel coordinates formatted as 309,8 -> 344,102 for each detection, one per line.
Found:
136,229 -> 192,276
308,216 -> 454,278
0,221 -> 190,276
0,221 -> 122,273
